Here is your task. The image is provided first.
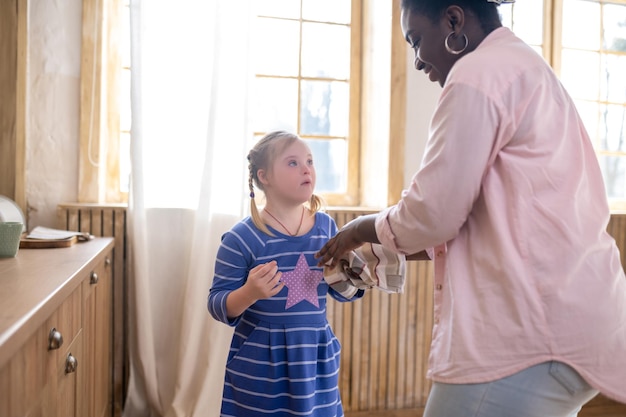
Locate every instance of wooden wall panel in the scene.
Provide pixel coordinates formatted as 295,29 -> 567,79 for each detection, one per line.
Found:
327,208 -> 433,412
330,210 -> 626,413
52,206 -> 626,415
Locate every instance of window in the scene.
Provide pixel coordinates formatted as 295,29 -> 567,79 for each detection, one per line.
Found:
499,0 -> 545,54
251,0 -> 358,205
88,0 -> 403,207
557,0 -> 626,207
120,0 -> 131,195
505,0 -> 626,210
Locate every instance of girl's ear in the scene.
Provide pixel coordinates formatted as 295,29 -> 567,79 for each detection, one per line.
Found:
257,168 -> 270,186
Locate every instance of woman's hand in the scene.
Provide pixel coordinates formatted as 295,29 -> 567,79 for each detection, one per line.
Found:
316,214 -> 380,268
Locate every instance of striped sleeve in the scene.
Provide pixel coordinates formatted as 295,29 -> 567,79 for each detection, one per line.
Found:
328,287 -> 366,302
207,223 -> 256,326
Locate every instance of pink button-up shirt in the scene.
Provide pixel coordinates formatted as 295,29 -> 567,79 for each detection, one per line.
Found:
376,27 -> 626,403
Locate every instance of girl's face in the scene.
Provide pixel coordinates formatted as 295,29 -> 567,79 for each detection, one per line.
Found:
401,7 -> 454,87
262,139 -> 316,205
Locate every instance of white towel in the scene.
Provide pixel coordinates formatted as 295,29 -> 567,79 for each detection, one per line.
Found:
323,243 -> 406,298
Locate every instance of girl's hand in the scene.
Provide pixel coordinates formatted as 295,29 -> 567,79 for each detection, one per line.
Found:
244,261 -> 284,301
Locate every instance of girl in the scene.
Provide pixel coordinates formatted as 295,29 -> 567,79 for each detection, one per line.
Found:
208,130 -> 364,416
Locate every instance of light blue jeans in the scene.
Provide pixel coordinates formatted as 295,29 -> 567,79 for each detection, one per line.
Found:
424,361 -> 599,417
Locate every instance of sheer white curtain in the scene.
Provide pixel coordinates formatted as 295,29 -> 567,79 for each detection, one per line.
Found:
124,1 -> 252,416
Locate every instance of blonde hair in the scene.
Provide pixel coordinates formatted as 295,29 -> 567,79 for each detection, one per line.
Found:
247,130 -> 323,236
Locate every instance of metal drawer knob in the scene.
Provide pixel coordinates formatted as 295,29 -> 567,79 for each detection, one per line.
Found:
48,327 -> 64,350
105,257 -> 111,266
90,271 -> 99,284
65,353 -> 78,374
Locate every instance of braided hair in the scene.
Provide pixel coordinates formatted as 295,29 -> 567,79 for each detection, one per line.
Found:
247,130 -> 323,236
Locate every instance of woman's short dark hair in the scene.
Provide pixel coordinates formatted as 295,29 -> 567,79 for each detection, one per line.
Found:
401,0 -> 502,32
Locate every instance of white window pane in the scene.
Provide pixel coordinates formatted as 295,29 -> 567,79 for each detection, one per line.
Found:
599,154 -> 626,199
574,99 -> 601,144
530,45 -> 543,56
301,22 -> 350,79
562,0 -> 601,50
598,104 -> 626,152
300,80 -> 349,137
253,18 -> 300,76
302,0 -> 350,24
603,3 -> 626,52
254,0 -> 300,19
600,54 -> 626,103
507,0 -> 544,46
252,77 -> 298,133
305,139 -> 347,193
560,49 -> 600,101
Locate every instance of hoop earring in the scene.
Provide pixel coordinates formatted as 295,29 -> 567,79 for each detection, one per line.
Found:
445,32 -> 468,55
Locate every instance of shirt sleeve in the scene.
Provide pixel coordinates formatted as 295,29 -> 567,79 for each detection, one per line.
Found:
376,81 -> 507,254
328,287 -> 366,302
207,229 -> 251,326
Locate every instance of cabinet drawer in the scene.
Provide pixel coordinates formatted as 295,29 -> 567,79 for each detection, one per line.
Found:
0,319 -> 54,417
56,330 -> 84,417
83,250 -> 113,417
0,284 -> 82,417
50,284 -> 82,366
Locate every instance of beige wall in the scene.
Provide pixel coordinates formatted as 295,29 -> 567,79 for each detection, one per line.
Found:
403,48 -> 440,188
26,0 -> 83,229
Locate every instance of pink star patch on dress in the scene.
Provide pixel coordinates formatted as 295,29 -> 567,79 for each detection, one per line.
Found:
281,253 -> 322,309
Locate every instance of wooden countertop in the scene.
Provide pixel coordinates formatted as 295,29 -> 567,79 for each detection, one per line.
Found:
0,237 -> 114,369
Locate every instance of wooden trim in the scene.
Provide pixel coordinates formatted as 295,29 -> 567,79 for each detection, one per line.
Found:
79,0 -> 124,203
105,0 -> 124,203
79,0 -> 104,203
388,0 -> 407,205
15,0 -> 27,211
0,0 -> 26,212
542,0 -> 555,64
346,0 -> 362,207
549,0 -> 563,73
0,1 -> 17,201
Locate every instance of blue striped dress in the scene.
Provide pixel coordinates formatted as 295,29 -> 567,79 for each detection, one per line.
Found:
208,211 -> 364,417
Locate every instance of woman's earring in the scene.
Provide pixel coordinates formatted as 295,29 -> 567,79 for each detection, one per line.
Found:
445,32 -> 468,55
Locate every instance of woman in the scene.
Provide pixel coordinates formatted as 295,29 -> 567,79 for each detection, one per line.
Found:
315,1 -> 626,416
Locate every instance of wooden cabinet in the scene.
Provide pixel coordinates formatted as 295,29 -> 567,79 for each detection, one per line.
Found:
0,238 -> 114,417
83,255 -> 113,417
